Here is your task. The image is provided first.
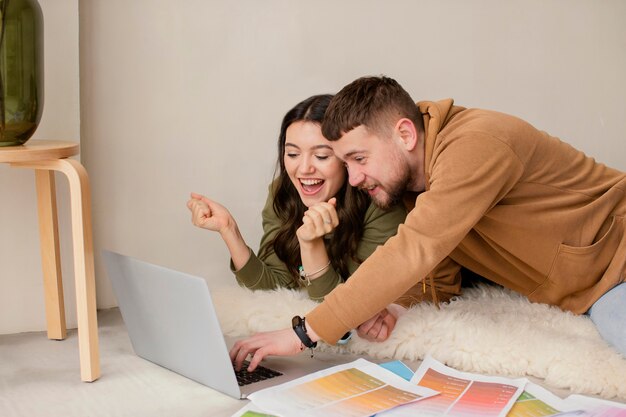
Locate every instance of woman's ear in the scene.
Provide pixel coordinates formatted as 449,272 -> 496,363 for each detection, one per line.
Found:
394,118 -> 418,151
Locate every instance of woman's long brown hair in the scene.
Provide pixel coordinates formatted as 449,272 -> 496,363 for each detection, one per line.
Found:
258,94 -> 370,284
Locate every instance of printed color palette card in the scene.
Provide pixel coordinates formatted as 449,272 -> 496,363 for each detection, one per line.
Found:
508,382 -> 584,417
564,395 -> 626,417
379,355 -> 527,417
246,358 -> 438,417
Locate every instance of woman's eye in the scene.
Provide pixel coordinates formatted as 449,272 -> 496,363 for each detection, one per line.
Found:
316,155 -> 330,161
286,153 -> 299,158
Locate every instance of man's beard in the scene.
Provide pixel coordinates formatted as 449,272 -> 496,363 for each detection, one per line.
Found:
372,168 -> 412,210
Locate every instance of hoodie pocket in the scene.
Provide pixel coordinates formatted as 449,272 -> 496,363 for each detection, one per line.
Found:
533,216 -> 624,305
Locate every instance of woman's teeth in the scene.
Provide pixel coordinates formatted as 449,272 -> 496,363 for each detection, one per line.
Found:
300,179 -> 324,194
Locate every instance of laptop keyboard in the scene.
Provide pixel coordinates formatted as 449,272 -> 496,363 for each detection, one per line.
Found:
234,361 -> 283,386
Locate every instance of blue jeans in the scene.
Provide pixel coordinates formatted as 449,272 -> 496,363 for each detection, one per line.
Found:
587,282 -> 626,357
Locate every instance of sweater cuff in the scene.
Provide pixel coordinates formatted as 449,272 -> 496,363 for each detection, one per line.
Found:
306,270 -> 342,301
231,247 -> 263,288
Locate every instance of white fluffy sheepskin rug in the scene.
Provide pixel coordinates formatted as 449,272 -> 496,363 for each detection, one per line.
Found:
212,284 -> 626,400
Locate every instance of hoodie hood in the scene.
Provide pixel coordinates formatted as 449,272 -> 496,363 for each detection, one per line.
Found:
417,99 -> 466,190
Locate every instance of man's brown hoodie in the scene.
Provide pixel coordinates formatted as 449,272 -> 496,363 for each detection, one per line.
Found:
308,99 -> 626,344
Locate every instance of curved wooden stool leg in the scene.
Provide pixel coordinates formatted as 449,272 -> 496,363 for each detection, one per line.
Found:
34,169 -> 67,340
56,159 -> 100,382
12,158 -> 101,382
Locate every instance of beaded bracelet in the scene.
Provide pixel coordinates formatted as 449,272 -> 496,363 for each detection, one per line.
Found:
298,260 -> 331,286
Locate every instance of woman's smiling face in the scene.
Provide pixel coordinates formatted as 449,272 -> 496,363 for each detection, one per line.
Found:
283,121 -> 346,207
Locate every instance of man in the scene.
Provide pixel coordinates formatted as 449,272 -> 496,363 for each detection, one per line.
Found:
230,76 -> 626,371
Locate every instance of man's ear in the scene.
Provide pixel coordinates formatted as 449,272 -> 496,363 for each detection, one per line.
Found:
394,118 -> 418,151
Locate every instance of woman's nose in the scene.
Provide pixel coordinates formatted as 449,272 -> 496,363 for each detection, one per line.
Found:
299,156 -> 315,174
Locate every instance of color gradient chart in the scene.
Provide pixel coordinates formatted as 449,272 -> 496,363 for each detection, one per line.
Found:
507,390 -> 562,417
281,368 -> 423,416
582,408 -> 626,417
286,368 -> 385,407
380,356 -> 526,417
240,412 -> 277,417
248,360 -> 437,417
566,394 -> 626,417
416,368 -> 519,417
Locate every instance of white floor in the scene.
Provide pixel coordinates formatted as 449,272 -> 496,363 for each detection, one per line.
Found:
0,308 -> 244,417
1,306 -> 624,417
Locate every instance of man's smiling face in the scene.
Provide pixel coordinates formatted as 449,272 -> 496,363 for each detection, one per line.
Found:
331,125 -> 413,210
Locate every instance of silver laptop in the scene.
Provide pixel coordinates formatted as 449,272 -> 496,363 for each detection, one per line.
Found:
102,250 -> 346,399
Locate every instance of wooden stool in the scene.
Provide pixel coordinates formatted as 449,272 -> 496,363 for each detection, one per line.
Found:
0,140 -> 100,382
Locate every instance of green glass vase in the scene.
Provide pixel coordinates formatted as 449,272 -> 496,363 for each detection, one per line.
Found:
0,0 -> 43,147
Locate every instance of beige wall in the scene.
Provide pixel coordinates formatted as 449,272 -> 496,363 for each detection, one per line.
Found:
2,1 -> 625,333
80,0 -> 626,312
0,0 -> 80,334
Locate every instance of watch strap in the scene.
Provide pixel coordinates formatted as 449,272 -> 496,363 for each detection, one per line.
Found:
291,315 -> 317,349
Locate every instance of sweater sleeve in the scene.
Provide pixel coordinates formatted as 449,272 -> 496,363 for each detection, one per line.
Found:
353,202 -> 408,271
232,188 -> 299,290
306,201 -> 407,301
307,135 -> 525,343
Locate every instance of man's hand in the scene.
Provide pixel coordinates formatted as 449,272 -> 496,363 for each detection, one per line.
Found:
296,198 -> 339,243
229,328 -> 304,372
356,304 -> 406,342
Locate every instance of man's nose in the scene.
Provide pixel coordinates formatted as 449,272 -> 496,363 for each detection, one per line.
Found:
348,168 -> 364,187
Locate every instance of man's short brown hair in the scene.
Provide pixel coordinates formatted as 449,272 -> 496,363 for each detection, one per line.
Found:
322,75 -> 423,141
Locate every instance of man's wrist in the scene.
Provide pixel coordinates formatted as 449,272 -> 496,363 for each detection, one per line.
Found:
304,318 -> 320,342
292,316 -> 318,348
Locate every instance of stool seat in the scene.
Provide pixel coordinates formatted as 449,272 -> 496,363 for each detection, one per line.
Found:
0,140 -> 100,382
0,140 -> 79,162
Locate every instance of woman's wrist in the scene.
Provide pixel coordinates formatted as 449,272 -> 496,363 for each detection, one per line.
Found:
297,235 -> 324,249
298,260 -> 331,286
218,216 -> 238,237
219,222 -> 250,270
298,238 -> 331,284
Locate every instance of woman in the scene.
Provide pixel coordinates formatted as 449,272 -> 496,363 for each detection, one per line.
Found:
187,94 -> 406,301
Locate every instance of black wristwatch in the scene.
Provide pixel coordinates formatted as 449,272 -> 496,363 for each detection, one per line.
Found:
292,316 -> 317,349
